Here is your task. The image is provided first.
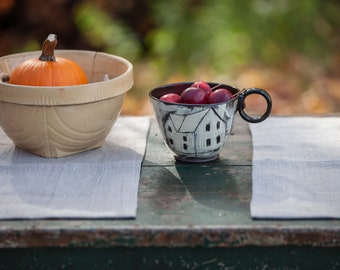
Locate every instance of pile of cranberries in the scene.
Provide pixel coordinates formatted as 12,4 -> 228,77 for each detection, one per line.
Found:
160,80 -> 234,104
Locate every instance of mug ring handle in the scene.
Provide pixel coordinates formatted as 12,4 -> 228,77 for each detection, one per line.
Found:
237,88 -> 272,123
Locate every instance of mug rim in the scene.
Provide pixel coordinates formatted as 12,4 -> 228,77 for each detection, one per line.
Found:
149,81 -> 240,106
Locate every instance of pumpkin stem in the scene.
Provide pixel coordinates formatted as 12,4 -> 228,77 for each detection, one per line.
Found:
39,34 -> 58,62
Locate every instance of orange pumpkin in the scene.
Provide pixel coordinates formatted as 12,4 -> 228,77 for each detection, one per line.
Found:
9,34 -> 88,86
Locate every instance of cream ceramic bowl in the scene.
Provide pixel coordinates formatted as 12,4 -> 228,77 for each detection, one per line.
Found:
0,50 -> 133,157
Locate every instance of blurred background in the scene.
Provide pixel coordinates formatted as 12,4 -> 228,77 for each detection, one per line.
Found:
1,0 -> 339,115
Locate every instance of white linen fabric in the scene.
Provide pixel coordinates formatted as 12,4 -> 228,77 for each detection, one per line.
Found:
250,116 -> 340,219
0,116 -> 149,219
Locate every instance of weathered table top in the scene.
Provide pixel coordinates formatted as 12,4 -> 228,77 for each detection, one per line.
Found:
0,116 -> 339,269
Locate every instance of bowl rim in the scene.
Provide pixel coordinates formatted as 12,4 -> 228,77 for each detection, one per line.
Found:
0,50 -> 133,106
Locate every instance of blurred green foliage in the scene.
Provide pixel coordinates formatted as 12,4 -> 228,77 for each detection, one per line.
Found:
74,3 -> 142,61
72,0 -> 339,78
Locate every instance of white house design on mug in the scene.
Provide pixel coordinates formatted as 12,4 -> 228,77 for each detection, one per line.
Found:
164,107 -> 229,156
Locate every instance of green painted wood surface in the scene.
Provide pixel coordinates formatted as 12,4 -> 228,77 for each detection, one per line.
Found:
0,116 -> 339,269
1,246 -> 340,270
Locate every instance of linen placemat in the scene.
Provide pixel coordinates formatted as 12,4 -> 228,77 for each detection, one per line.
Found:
0,116 -> 149,219
250,116 -> 340,219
